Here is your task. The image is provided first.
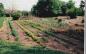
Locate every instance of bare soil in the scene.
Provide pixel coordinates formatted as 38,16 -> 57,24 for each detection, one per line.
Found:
0,16 -> 84,54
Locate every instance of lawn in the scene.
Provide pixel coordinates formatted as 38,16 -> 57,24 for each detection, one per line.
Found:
0,17 -> 5,28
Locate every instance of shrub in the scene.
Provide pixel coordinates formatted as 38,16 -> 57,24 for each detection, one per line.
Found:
66,7 -> 76,18
76,8 -> 84,16
12,11 -> 22,20
22,11 -> 29,16
0,3 -> 5,17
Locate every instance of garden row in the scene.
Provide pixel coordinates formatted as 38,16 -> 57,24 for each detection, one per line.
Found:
0,17 -> 6,28
8,20 -> 19,41
17,18 -> 83,54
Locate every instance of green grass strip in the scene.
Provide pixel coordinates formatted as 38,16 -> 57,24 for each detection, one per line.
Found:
0,40 -> 66,54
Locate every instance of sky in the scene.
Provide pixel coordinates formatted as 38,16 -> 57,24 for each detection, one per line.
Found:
0,0 -> 82,11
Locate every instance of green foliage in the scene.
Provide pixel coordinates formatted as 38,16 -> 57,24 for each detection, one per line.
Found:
76,8 -> 84,16
0,3 -> 5,17
0,40 -> 66,54
8,20 -> 19,41
31,0 -> 62,17
61,2 -> 67,15
31,0 -> 84,17
80,0 -> 85,9
22,11 -> 29,16
66,0 -> 75,9
0,17 -> 5,28
12,11 -> 22,20
66,7 -> 76,18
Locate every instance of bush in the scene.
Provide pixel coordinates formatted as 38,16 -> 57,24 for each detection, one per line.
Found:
12,11 -> 22,20
66,7 -> 76,18
0,3 -> 5,17
22,11 -> 29,16
76,8 -> 84,16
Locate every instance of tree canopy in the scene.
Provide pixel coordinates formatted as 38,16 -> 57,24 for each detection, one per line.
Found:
31,0 -> 85,18
0,3 -> 4,17
31,0 -> 63,17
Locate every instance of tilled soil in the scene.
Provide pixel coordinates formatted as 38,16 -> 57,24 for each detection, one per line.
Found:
0,19 -> 15,42
0,17 -> 84,54
12,21 -> 38,46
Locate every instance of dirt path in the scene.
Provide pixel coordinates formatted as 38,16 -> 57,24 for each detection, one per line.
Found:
0,20 -> 8,40
12,21 -> 38,46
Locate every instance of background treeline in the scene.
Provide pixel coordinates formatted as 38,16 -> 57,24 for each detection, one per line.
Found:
0,3 -> 30,20
31,0 -> 85,18
0,0 -> 85,19
0,3 -> 5,17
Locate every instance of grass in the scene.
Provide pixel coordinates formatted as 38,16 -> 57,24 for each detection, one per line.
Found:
0,17 -> 5,28
0,40 -> 66,54
8,20 -> 19,41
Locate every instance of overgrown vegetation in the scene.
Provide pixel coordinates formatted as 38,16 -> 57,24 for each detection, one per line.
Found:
8,20 -> 19,41
0,40 -> 66,54
11,11 -> 22,20
0,17 -> 5,28
31,0 -> 85,18
0,3 -> 5,17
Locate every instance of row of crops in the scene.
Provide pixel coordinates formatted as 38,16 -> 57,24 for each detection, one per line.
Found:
17,18 -> 68,35
0,17 -> 66,54
16,19 -> 70,44
17,18 -> 67,43
8,20 -> 19,41
17,18 -> 84,54
0,17 -> 83,54
0,17 -> 6,28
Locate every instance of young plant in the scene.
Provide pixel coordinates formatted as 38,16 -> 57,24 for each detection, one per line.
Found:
8,20 -> 19,41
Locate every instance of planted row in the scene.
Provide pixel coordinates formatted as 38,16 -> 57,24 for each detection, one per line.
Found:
8,20 -> 19,41
16,21 -> 39,42
0,17 -> 6,28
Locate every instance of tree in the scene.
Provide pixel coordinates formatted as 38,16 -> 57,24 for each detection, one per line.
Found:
80,0 -> 85,10
66,0 -> 77,18
76,8 -> 84,16
80,0 -> 85,16
66,7 -> 76,18
31,0 -> 62,17
61,2 -> 67,15
66,0 -> 75,9
31,0 -> 84,17
22,11 -> 29,16
11,11 -> 22,20
0,3 -> 4,17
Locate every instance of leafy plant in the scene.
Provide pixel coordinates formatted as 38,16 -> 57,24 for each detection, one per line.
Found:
0,3 -> 5,17
66,7 -> 76,18
0,17 -> 5,28
11,11 -> 22,20
8,20 -> 19,41
0,40 -> 66,54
